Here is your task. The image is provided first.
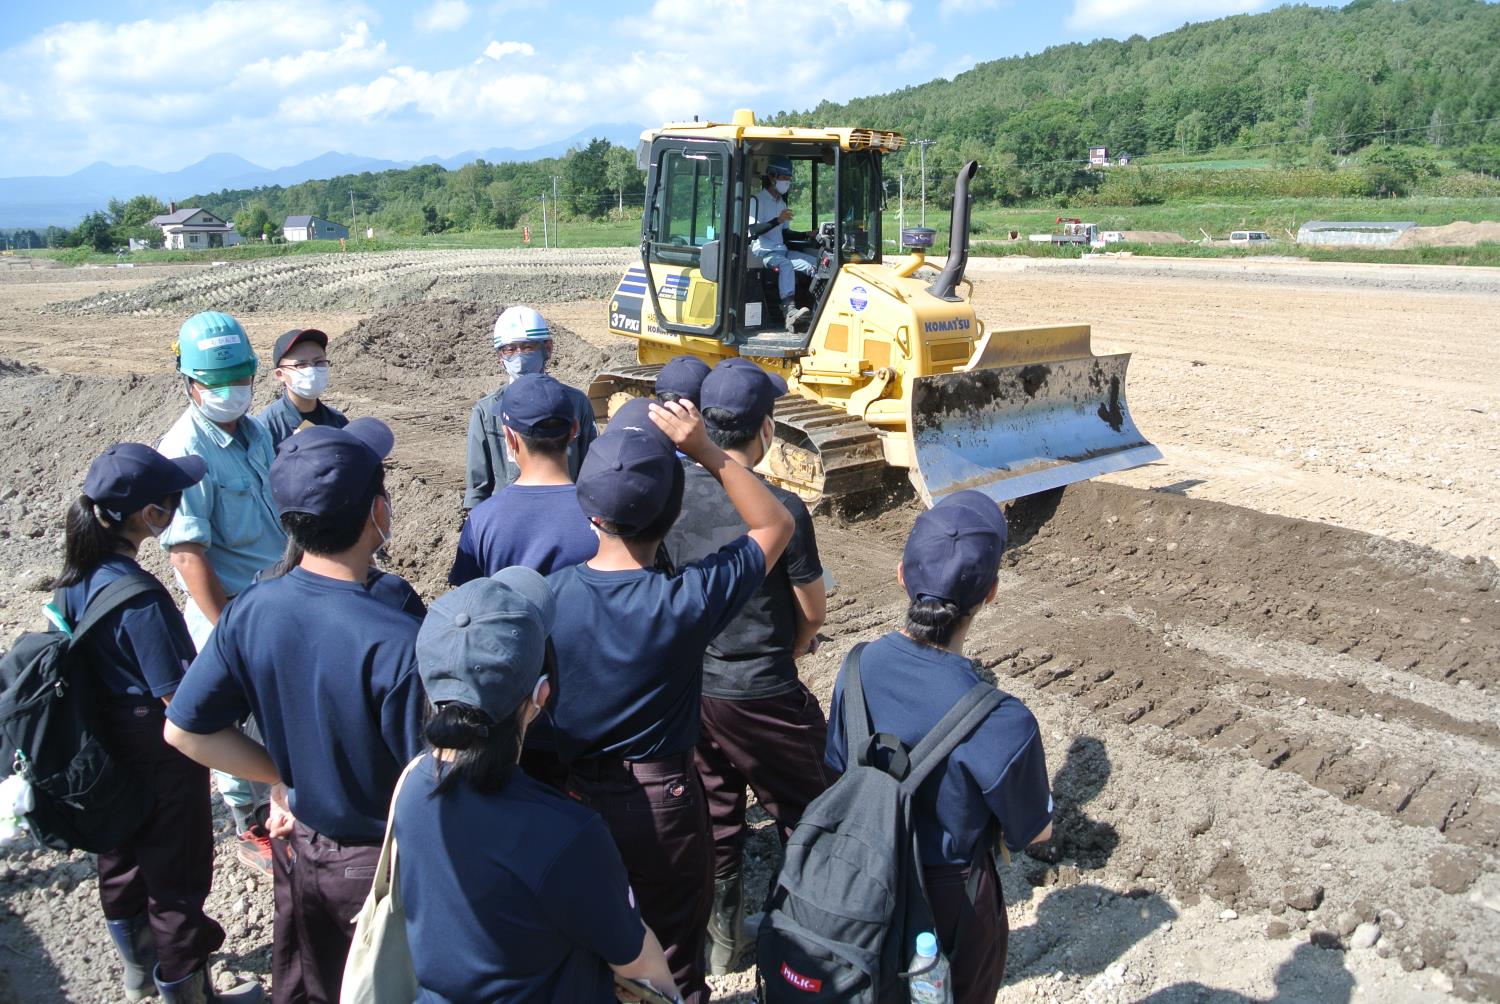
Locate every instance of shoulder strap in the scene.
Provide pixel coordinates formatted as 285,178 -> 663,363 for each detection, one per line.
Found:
69,574 -> 167,645
900,683 -> 1005,796
372,754 -> 427,907
838,643 -> 872,766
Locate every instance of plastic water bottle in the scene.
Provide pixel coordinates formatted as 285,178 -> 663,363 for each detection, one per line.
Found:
909,931 -> 951,1003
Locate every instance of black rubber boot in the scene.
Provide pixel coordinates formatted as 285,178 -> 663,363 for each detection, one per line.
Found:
782,298 -> 810,333
153,965 -> 263,1004
707,871 -> 746,976
105,913 -> 158,1001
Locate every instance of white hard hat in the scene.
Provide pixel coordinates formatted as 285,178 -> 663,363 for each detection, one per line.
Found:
493,306 -> 550,348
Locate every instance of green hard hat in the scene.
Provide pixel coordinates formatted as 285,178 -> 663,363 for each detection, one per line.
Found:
175,312 -> 257,387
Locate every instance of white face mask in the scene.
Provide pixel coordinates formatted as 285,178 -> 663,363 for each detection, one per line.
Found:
283,365 -> 329,400
759,423 -> 775,459
501,348 -> 547,379
142,504 -> 174,537
372,497 -> 393,549
196,384 -> 252,423
774,179 -> 791,195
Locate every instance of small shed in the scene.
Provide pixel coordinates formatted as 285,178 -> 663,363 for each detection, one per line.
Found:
1089,146 -> 1110,168
283,216 -> 350,242
1296,221 -> 1416,247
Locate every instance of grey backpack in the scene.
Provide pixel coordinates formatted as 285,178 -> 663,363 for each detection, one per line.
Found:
755,643 -> 1003,1003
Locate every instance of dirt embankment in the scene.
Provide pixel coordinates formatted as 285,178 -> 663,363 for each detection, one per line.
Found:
1394,222 -> 1500,248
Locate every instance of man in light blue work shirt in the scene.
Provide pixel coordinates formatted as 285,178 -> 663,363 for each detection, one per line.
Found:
157,311 -> 285,879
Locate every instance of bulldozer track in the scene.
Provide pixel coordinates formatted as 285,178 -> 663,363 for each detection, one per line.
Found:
588,364 -> 887,505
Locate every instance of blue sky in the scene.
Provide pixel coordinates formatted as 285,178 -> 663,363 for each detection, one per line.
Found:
0,0 -> 1309,176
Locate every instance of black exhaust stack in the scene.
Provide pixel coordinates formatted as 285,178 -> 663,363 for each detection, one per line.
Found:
926,160 -> 979,303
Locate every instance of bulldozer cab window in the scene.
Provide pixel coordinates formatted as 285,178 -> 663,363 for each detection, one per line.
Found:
652,149 -> 726,263
838,152 -> 880,264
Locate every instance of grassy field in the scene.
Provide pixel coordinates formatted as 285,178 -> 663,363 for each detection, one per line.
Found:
14,194 -> 1497,268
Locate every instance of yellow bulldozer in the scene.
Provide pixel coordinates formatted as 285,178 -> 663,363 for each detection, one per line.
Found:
590,110 -> 1159,508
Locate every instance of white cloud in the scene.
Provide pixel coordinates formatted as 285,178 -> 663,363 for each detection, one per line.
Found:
483,40 -> 535,61
239,22 -> 388,87
1066,0 -> 1274,34
414,0 -> 472,32
938,0 -> 1001,13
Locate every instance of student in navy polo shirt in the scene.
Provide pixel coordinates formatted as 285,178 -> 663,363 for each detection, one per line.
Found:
654,354 -> 711,408
394,569 -> 681,1003
825,492 -> 1054,1004
664,359 -> 833,975
256,328 -> 348,449
52,444 -> 260,1003
449,373 -> 597,584
165,418 -> 426,1004
547,396 -> 794,1004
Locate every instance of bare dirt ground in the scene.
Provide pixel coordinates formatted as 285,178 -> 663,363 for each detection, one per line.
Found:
0,252 -> 1496,1003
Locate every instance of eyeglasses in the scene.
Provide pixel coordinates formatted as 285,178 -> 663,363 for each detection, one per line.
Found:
497,342 -> 545,357
280,360 -> 331,371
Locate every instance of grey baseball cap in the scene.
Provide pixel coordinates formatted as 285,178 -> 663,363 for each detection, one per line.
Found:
415,567 -> 557,720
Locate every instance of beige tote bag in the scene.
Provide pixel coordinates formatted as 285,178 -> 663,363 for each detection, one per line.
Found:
341,755 -> 424,1004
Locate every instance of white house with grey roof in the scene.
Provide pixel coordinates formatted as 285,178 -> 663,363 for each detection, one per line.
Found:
148,207 -> 242,249
283,215 -> 349,242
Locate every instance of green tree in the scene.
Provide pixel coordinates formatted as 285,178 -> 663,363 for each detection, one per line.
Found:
74,212 -> 114,252
605,145 -> 640,213
566,138 -> 611,217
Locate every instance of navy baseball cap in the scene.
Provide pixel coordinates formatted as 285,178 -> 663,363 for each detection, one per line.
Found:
497,374 -> 573,436
935,490 -> 1009,551
416,567 -> 557,721
270,417 -> 394,517
575,415 -> 679,533
272,328 -> 327,365
84,443 -> 205,521
902,504 -> 1004,611
701,359 -> 787,426
655,355 -> 711,407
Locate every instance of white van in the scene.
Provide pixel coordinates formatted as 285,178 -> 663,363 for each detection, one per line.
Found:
1229,230 -> 1272,245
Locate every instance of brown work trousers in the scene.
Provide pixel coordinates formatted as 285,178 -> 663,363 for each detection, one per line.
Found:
566,752 -> 713,1004
696,684 -> 836,877
925,855 -> 1008,1004
95,702 -> 224,982
270,821 -> 380,1004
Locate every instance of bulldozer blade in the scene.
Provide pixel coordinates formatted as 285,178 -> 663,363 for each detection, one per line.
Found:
907,353 -> 1161,506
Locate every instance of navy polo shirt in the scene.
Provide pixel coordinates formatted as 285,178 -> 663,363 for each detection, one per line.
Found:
366,568 -> 427,619
449,483 -> 598,585
255,394 -> 349,450
825,631 -> 1053,867
666,464 -> 822,700
547,535 -> 766,762
166,567 -> 426,844
394,759 -> 646,1003
60,556 -> 194,704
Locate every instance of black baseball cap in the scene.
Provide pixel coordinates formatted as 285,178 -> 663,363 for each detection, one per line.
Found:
416,567 -> 557,720
83,443 -> 205,521
701,359 -> 787,426
575,411 -> 679,533
901,503 -> 1005,611
497,374 -> 573,436
272,328 -> 328,365
655,355 -> 711,407
270,417 -> 394,517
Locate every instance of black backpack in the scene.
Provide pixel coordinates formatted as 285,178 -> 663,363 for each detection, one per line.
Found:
756,643 -> 1003,1003
0,575 -> 162,852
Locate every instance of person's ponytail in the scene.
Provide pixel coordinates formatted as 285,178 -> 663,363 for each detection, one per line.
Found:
424,703 -> 522,796
904,595 -> 967,648
50,495 -> 129,588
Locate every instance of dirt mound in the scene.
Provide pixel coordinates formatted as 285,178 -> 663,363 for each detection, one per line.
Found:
51,249 -> 633,316
1121,231 -> 1187,244
1393,221 -> 1500,248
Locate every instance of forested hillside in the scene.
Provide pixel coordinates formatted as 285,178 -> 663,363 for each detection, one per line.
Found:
776,0 -> 1500,199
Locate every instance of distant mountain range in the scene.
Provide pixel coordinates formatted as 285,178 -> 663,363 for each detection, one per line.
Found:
0,123 -> 646,228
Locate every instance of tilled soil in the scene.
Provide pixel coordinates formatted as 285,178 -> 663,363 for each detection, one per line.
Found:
1,257 -> 1498,1002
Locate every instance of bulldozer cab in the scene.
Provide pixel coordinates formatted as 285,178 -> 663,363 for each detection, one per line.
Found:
636,134 -> 883,356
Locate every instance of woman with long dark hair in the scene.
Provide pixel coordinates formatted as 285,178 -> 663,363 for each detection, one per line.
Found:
393,568 -> 680,1002
53,443 -> 260,1002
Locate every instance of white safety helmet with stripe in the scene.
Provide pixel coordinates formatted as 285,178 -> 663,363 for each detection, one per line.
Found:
493,306 -> 551,348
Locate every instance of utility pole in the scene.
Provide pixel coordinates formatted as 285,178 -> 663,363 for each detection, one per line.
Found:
540,194 -> 549,249
551,175 -> 559,249
350,189 -> 357,242
898,173 -> 905,236
914,139 -> 936,227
